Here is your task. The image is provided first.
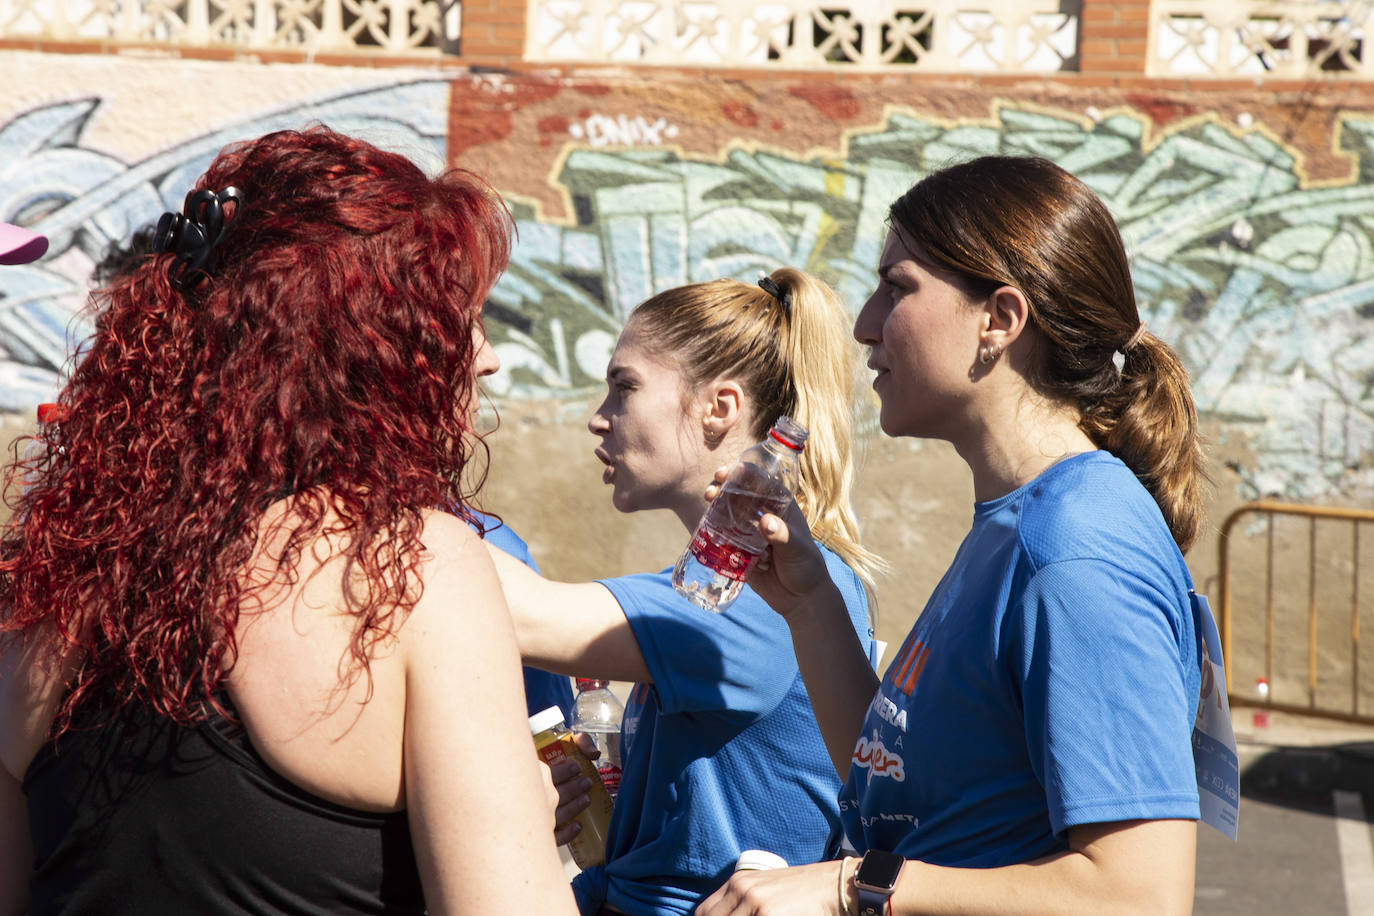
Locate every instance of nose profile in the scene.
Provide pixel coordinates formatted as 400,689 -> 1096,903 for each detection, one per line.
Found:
854,289 -> 882,346
587,404 -> 611,436
473,328 -> 500,378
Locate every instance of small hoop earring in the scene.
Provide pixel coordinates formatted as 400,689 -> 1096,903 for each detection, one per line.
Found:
978,343 -> 1002,365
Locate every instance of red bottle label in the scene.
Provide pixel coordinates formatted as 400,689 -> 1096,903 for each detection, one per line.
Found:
689,528 -> 757,582
599,763 -> 623,795
536,740 -> 568,767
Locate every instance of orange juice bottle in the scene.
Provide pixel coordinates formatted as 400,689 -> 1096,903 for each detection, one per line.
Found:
530,705 -> 614,869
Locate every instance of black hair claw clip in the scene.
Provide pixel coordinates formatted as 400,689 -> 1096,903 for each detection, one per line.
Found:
151,186 -> 242,290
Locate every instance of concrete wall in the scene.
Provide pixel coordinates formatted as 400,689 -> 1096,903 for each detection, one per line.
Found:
3,47 -> 1374,666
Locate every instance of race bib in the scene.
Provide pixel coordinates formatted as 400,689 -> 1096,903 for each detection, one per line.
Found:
1192,592 -> 1239,840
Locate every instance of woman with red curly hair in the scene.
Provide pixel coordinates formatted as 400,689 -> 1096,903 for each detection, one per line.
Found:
0,126 -> 579,916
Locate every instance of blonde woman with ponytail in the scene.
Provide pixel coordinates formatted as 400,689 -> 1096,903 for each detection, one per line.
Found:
485,269 -> 883,916
701,156 -> 1209,916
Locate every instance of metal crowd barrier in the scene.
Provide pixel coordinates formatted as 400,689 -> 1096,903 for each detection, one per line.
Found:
1218,500 -> 1374,726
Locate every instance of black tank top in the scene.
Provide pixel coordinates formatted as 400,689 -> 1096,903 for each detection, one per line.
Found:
22,699 -> 425,915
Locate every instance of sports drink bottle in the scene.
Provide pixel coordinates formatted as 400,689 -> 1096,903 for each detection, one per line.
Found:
530,706 -> 614,869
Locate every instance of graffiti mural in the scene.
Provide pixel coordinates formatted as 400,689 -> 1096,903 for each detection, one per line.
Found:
487,104 -> 1374,504
0,79 -> 452,408
2,88 -> 1373,505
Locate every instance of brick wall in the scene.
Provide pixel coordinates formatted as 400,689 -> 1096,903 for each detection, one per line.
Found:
459,0 -> 527,66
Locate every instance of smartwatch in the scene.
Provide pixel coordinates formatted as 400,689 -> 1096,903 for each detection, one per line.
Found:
853,849 -> 905,916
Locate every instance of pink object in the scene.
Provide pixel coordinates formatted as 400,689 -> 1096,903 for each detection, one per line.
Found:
0,222 -> 49,265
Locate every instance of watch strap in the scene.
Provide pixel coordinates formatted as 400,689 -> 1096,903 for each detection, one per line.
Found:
855,885 -> 890,916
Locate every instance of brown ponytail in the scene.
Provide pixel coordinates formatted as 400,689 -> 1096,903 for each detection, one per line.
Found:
1080,333 -> 1207,552
889,155 -> 1207,551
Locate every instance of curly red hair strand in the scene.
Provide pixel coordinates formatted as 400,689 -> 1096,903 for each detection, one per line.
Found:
1,126 -> 513,733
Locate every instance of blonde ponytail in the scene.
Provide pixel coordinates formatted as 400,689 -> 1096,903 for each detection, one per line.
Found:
769,268 -> 888,604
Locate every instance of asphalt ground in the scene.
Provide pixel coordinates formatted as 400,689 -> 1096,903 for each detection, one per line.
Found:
1197,709 -> 1374,915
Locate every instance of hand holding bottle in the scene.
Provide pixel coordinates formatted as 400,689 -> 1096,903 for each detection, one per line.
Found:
702,467 -> 834,623
544,731 -> 601,845
530,707 -> 614,868
674,416 -> 808,612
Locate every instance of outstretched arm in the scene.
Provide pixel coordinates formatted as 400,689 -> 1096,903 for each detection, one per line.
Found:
486,542 -> 650,683
698,818 -> 1196,916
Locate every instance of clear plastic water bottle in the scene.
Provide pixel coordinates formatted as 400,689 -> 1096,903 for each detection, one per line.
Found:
571,678 -> 625,800
672,416 -> 808,612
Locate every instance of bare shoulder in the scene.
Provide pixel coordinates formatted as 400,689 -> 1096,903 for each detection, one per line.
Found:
413,508 -> 486,560
411,510 -> 502,603
402,509 -> 512,650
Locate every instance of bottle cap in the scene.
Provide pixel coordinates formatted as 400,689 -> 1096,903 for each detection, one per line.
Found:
769,416 -> 808,451
735,849 -> 788,871
576,678 -> 608,691
528,705 -> 566,735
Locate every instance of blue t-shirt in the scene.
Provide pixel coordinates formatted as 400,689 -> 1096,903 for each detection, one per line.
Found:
841,451 -> 1201,866
472,514 -> 575,721
573,545 -> 874,916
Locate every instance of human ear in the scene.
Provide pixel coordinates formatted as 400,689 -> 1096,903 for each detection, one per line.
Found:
701,379 -> 745,443
980,286 -> 1030,356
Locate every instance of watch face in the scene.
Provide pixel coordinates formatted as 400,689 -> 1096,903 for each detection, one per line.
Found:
855,849 -> 905,891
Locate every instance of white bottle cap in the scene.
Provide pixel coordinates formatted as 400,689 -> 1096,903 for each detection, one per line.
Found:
734,849 -> 788,871
529,705 -> 566,735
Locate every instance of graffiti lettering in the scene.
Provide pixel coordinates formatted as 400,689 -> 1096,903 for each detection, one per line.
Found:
568,114 -> 680,147
4,89 -> 1374,516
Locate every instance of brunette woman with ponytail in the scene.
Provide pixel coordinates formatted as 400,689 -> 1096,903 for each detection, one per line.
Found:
701,156 -> 1209,916
0,126 -> 579,916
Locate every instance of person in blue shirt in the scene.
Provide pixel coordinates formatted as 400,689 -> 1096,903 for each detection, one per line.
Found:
486,269 -> 886,916
698,155 -> 1209,916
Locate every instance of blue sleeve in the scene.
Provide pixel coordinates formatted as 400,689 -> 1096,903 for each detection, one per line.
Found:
1012,558 -> 1200,834
476,516 -> 540,571
523,667 -> 575,721
601,548 -> 872,721
601,571 -> 793,720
